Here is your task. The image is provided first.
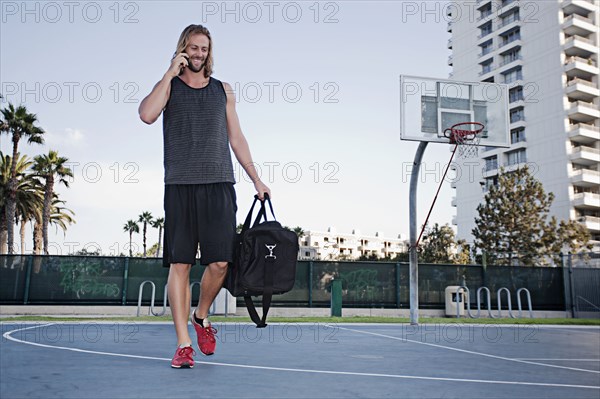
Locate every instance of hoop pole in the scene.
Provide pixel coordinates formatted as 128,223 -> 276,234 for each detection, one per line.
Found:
415,143 -> 459,247
409,141 -> 428,325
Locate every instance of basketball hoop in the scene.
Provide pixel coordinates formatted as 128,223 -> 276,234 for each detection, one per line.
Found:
443,122 -> 485,158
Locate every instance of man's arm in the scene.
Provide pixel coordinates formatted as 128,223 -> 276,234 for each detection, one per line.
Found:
138,53 -> 189,124
223,82 -> 271,200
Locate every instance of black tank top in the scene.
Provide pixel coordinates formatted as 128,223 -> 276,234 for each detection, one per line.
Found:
162,76 -> 235,185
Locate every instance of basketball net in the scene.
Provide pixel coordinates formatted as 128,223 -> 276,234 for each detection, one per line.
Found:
443,122 -> 484,159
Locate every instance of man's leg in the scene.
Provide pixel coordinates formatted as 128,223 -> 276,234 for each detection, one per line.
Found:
194,261 -> 228,319
168,263 -> 193,346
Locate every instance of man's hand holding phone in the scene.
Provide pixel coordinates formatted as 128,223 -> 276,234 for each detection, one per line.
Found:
167,53 -> 189,78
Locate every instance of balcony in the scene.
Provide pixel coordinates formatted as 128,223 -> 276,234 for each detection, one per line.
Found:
451,197 -> 456,207
573,192 -> 600,210
569,123 -> 600,144
498,0 -> 519,17
566,78 -> 600,101
499,55 -> 522,68
448,55 -> 453,66
476,0 -> 492,9
564,35 -> 599,58
499,37 -> 522,52
447,38 -> 453,49
562,0 -> 597,16
565,56 -> 599,79
563,14 -> 597,36
479,64 -> 495,77
477,10 -> 493,23
571,169 -> 600,187
568,101 -> 600,123
570,145 -> 600,165
447,21 -> 453,32
578,216 -> 600,232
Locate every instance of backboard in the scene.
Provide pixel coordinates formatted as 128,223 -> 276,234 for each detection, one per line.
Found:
400,75 -> 510,147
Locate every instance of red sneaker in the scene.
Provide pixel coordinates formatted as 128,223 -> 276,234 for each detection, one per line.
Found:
192,316 -> 218,356
171,346 -> 195,368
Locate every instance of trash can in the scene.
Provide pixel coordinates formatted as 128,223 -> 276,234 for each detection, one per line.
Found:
445,286 -> 465,317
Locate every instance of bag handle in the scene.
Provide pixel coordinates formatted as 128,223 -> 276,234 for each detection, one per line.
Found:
241,193 -> 277,233
254,193 -> 276,223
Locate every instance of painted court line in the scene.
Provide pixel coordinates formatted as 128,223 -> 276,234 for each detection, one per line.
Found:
2,324 -> 600,390
515,359 -> 600,362
332,325 -> 600,374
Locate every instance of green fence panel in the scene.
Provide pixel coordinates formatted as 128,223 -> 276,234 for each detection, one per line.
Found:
0,256 -> 28,303
310,261 -> 397,307
26,256 -> 125,304
484,265 -> 564,310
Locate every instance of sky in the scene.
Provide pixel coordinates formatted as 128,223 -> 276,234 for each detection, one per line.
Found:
1,0 -> 458,256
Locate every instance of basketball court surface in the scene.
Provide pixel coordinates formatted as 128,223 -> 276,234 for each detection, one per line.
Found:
2,321 -> 599,398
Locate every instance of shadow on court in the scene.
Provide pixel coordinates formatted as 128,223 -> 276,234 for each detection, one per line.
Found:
1,322 -> 599,398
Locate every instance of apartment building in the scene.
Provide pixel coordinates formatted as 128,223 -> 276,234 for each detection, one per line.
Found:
298,228 -> 408,261
448,0 -> 599,249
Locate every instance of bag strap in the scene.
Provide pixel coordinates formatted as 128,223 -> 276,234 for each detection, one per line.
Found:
241,194 -> 276,233
244,256 -> 275,328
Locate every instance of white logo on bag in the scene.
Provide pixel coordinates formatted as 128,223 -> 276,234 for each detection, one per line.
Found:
265,244 -> 277,259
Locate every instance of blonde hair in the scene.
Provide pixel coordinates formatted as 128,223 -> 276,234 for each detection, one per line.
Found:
173,24 -> 214,78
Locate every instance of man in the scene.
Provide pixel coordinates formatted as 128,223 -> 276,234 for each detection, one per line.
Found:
139,24 -> 270,369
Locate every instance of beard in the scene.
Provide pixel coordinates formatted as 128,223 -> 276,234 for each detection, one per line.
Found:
188,57 -> 206,73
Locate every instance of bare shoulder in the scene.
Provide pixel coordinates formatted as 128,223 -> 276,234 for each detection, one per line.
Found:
221,81 -> 236,102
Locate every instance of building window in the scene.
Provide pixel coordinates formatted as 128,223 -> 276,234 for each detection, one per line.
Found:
481,58 -> 494,75
509,107 -> 525,123
503,67 -> 523,83
324,237 -> 328,242
484,156 -> 498,172
483,176 -> 498,192
305,251 -> 310,257
500,10 -> 519,27
502,48 -> 521,66
509,87 -> 524,103
510,128 -> 526,144
506,149 -> 527,166
480,3 -> 492,20
501,28 -> 521,46
480,40 -> 494,56
480,21 -> 493,38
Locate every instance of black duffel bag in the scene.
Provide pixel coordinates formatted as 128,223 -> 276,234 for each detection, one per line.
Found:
224,193 -> 298,328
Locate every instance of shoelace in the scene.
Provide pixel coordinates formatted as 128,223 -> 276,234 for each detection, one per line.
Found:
177,346 -> 196,357
202,327 -> 218,342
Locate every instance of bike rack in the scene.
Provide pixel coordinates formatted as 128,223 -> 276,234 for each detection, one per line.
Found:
476,286 -> 495,318
455,286 -> 472,318
137,280 -> 167,317
497,287 -> 515,318
516,288 -> 533,318
455,286 -> 532,319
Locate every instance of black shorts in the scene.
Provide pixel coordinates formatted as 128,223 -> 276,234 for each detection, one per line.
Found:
162,183 -> 237,267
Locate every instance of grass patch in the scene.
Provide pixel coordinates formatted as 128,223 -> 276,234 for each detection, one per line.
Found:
1,315 -> 598,325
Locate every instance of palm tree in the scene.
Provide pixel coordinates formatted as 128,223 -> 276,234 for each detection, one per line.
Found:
0,103 -> 45,254
151,217 -> 164,258
0,152 -> 44,254
123,220 -> 139,257
15,170 -> 44,255
138,211 -> 153,258
31,150 -> 73,254
31,196 -> 75,255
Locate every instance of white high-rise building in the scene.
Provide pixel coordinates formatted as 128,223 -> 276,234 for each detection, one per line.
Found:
448,0 -> 600,249
298,228 -> 408,261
